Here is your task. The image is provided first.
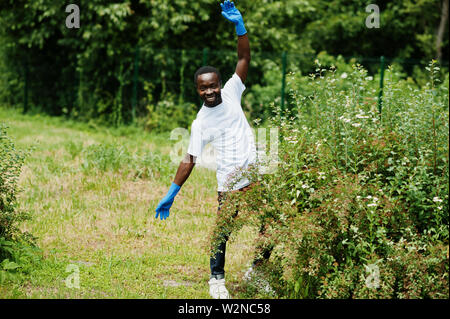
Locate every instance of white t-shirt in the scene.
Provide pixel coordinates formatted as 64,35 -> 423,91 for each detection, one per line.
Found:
187,73 -> 257,192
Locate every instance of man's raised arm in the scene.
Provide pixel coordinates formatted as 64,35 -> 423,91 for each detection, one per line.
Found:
221,1 -> 250,83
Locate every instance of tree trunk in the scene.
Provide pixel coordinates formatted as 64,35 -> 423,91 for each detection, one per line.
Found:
436,0 -> 449,62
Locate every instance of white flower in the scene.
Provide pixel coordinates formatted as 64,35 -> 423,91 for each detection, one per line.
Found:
368,203 -> 377,207
339,116 -> 351,123
433,197 -> 443,203
356,114 -> 369,119
302,184 -> 309,189
437,206 -> 443,210
345,99 -> 351,108
284,136 -> 298,144
366,76 -> 373,81
352,123 -> 362,127
341,72 -> 348,79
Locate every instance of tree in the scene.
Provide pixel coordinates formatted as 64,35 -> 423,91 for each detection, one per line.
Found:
0,0 -> 448,124
436,0 -> 449,61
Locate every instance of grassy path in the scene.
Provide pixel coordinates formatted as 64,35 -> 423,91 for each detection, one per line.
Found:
0,107 -> 258,298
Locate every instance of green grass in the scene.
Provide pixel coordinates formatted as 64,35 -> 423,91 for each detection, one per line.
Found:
0,106 -> 261,299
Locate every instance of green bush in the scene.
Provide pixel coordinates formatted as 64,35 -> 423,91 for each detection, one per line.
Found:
0,124 -> 40,283
218,61 -> 449,299
143,86 -> 197,133
243,59 -> 283,122
0,124 -> 28,240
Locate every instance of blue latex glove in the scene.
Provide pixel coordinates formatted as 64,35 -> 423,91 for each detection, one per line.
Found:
155,182 -> 181,220
220,0 -> 247,36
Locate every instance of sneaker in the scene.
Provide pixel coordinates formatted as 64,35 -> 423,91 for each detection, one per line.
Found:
209,277 -> 231,299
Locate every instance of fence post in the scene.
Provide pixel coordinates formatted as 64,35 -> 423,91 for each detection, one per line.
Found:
78,64 -> 83,113
202,48 -> 209,66
377,55 -> 385,117
23,59 -> 29,114
280,51 -> 287,111
179,49 -> 186,104
131,45 -> 140,123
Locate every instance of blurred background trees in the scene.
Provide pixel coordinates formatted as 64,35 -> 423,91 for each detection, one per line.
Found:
0,0 -> 448,128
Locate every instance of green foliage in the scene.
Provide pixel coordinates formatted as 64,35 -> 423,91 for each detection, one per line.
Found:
0,124 -> 28,240
0,237 -> 42,284
243,59 -> 282,121
0,0 -> 447,128
143,83 -> 197,133
216,61 -> 449,299
82,143 -> 132,173
79,142 -> 175,180
0,124 -> 41,283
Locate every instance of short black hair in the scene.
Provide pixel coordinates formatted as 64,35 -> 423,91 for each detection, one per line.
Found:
194,66 -> 222,86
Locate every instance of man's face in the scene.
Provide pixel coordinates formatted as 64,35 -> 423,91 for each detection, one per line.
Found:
196,72 -> 222,107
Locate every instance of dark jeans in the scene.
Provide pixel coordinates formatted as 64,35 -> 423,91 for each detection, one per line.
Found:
210,185 -> 273,279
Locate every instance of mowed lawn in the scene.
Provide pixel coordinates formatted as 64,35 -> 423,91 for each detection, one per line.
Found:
0,107 -> 259,299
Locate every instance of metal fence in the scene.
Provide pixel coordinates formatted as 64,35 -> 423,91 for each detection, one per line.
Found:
20,46 -> 449,123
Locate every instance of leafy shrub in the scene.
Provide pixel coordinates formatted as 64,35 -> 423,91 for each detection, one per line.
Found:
0,124 -> 40,283
143,85 -> 197,133
0,124 -> 28,240
244,59 -> 283,122
217,61 -> 449,299
0,237 -> 41,284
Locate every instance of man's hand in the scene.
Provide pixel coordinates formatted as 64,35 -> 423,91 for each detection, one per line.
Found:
221,1 -> 247,36
155,182 -> 181,220
220,1 -> 251,82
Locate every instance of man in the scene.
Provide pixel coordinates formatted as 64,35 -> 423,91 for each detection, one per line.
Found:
155,0 -> 259,299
